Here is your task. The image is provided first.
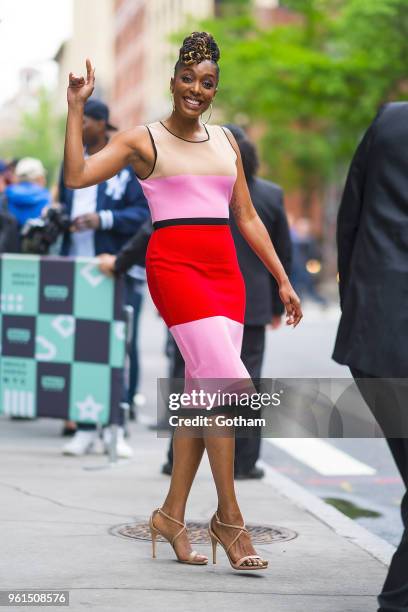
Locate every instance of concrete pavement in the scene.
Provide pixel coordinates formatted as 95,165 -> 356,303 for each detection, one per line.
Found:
0,298 -> 394,612
0,414 -> 390,612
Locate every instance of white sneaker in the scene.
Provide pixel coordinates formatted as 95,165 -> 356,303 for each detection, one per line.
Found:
132,392 -> 146,407
103,426 -> 134,459
62,430 -> 98,456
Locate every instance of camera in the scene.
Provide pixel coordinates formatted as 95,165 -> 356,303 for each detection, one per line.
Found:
20,206 -> 71,255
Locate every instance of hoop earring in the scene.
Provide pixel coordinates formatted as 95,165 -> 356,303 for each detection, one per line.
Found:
201,102 -> 213,125
171,94 -> 175,112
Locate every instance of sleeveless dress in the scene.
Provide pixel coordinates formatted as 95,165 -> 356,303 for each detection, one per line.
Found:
137,121 -> 251,408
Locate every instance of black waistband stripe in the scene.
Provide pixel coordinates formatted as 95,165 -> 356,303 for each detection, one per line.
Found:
153,218 -> 230,230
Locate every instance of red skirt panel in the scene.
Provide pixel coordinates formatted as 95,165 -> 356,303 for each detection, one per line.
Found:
145,225 -> 246,328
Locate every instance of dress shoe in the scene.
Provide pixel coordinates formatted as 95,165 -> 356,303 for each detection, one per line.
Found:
234,466 -> 265,480
161,462 -> 172,475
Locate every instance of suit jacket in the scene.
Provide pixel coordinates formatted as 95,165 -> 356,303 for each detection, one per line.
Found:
333,102 -> 408,376
115,176 -> 291,325
230,177 -> 291,325
114,217 -> 152,272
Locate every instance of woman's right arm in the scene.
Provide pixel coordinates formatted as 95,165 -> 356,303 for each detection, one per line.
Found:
64,59 -> 145,189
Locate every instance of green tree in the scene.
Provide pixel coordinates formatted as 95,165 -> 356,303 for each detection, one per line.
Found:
0,89 -> 65,187
189,0 -> 408,208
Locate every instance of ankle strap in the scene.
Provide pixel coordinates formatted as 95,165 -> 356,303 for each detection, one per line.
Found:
215,511 -> 247,532
157,507 -> 185,528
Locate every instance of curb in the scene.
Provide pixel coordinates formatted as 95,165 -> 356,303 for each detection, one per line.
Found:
258,459 -> 396,567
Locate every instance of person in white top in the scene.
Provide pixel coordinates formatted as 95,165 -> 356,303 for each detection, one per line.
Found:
58,99 -> 150,457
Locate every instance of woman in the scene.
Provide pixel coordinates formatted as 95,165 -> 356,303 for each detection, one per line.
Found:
65,32 -> 302,571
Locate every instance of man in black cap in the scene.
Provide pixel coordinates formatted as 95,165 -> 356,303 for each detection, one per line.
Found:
81,99 -> 118,131
59,98 -> 149,456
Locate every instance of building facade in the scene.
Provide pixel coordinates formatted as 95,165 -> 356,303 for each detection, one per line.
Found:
0,68 -> 43,141
54,0 -> 115,114
112,0 -> 215,129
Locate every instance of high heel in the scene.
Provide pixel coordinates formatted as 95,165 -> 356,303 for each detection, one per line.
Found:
210,532 -> 218,564
208,511 -> 268,571
149,522 -> 158,558
149,507 -> 208,565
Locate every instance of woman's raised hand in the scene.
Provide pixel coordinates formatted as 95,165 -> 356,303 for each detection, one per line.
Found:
67,58 -> 95,105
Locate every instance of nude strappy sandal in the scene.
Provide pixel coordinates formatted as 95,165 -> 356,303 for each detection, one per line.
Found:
149,507 -> 208,565
208,511 -> 268,570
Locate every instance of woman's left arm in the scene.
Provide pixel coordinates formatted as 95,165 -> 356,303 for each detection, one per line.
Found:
224,128 -> 303,327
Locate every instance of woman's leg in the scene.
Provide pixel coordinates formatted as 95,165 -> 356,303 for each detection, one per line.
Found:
204,417 -> 265,567
154,427 -> 207,560
157,318 -> 262,564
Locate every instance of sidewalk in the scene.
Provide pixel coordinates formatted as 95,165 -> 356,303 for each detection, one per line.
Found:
0,414 -> 391,612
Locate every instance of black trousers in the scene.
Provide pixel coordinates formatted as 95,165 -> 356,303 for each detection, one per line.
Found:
166,325 -> 266,473
351,367 -> 408,612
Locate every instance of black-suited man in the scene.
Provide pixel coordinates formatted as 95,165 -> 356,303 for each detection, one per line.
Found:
333,102 -> 408,612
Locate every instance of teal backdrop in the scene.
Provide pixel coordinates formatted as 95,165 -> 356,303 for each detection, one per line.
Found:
0,255 -> 126,425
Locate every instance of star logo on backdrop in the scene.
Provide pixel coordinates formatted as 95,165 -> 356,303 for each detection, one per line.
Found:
76,395 -> 104,422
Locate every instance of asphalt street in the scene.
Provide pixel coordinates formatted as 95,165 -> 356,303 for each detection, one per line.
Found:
260,301 -> 404,547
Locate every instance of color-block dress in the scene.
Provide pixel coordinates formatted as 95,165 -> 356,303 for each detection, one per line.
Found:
137,121 -> 251,408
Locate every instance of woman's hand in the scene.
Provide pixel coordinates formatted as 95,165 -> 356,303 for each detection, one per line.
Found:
98,253 -> 117,277
67,58 -> 95,106
279,279 -> 303,327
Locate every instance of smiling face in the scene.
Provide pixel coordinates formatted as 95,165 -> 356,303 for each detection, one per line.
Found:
170,60 -> 218,118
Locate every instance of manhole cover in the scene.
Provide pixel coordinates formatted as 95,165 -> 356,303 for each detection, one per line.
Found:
111,521 -> 297,544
